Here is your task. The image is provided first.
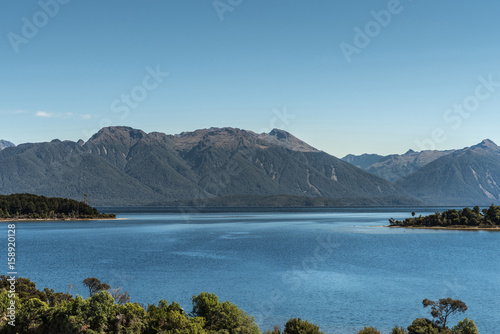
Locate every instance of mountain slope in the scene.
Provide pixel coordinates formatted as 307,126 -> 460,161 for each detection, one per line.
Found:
0,126 -> 417,206
343,149 -> 455,182
398,139 -> 500,205
0,140 -> 166,206
342,154 -> 384,170
0,140 -> 15,151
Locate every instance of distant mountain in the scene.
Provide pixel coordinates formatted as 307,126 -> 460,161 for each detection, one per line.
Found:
0,140 -> 14,151
398,139 -> 500,205
342,149 -> 455,182
342,153 -> 383,170
0,126 -> 416,206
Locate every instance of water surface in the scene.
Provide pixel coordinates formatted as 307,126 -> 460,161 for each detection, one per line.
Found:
15,208 -> 500,333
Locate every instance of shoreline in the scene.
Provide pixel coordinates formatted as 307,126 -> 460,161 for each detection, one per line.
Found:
0,217 -> 119,222
387,225 -> 500,231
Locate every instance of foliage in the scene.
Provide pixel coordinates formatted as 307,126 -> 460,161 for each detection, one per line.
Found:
389,205 -> 500,228
422,298 -> 467,329
264,325 -> 282,334
356,326 -> 381,334
191,292 -> 260,334
391,326 -> 408,334
451,318 -> 478,334
0,275 -> 73,305
111,287 -> 131,305
0,277 -> 477,334
407,318 -> 442,334
282,318 -> 324,334
0,193 -> 115,220
146,299 -> 205,334
83,277 -> 111,297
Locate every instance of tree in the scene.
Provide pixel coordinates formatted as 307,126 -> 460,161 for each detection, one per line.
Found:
191,292 -> 260,333
283,318 -> 324,334
86,291 -> 115,331
111,287 -> 131,305
407,318 -> 441,334
17,298 -> 49,333
451,318 -> 478,334
265,325 -> 282,334
112,302 -> 147,334
391,326 -> 408,334
83,277 -> 110,297
146,299 -> 205,334
356,326 -> 381,334
422,298 -> 468,329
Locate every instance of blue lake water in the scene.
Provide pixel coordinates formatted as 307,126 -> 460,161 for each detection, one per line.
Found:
13,208 -> 500,333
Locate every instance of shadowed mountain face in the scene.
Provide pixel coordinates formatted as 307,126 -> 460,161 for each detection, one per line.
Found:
398,139 -> 500,205
0,140 -> 15,151
342,149 -> 455,182
342,154 -> 384,170
0,126 -> 415,206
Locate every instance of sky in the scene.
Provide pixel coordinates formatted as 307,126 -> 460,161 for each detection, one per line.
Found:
2,0 -> 500,157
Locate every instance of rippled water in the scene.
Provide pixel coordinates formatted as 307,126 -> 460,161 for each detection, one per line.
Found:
15,208 -> 500,333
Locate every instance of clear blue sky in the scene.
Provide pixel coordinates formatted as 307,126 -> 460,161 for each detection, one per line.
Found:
2,0 -> 500,157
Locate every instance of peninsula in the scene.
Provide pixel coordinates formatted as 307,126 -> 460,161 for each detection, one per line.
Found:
389,205 -> 500,230
0,193 -> 115,221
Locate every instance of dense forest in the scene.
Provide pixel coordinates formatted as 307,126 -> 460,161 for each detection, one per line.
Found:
159,194 -> 415,207
389,205 -> 500,228
0,276 -> 477,334
0,193 -> 115,220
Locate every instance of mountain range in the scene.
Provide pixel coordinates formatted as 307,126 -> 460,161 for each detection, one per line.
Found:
342,149 -> 456,182
397,139 -> 500,205
344,140 -> 500,205
0,127 -> 414,206
2,127 -> 500,206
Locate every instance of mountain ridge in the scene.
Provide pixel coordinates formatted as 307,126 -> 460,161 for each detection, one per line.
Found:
0,140 -> 15,151
342,148 -> 456,182
397,139 -> 500,205
0,126 -> 416,206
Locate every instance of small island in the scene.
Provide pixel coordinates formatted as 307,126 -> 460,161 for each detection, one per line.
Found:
0,193 -> 115,221
389,205 -> 500,230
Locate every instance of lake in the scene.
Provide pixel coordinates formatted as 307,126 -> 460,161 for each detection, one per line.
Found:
14,208 -> 500,333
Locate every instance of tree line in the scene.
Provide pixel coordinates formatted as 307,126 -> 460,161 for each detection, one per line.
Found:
389,205 -> 500,228
0,193 -> 115,220
0,276 -> 478,334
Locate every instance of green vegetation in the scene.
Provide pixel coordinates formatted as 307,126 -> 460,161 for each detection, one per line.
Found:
0,193 -> 115,220
0,126 -> 417,206
161,194 -> 417,208
0,277 -> 478,334
356,298 -> 478,334
389,205 -> 500,228
356,326 -> 381,334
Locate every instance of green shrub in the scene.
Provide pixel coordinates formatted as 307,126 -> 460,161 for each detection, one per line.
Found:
391,325 -> 408,334
451,318 -> 478,334
356,326 -> 381,334
283,318 -> 324,334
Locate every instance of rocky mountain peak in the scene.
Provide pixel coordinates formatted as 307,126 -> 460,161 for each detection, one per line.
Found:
269,128 -> 291,140
469,139 -> 500,154
0,140 -> 15,151
260,129 -> 319,152
87,126 -> 147,145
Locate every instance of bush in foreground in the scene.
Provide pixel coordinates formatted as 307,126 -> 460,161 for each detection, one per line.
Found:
0,277 -> 479,334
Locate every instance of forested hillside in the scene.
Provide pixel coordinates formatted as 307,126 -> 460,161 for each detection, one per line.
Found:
0,193 -> 115,220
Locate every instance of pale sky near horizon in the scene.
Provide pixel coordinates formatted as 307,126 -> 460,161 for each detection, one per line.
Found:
2,1 -> 500,157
